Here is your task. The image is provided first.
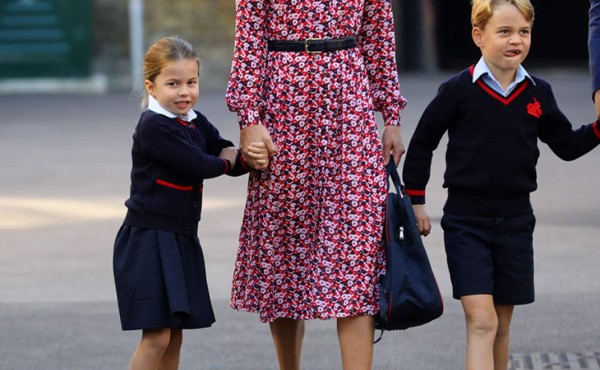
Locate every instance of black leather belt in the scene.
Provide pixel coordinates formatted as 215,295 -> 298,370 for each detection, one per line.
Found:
267,37 -> 357,53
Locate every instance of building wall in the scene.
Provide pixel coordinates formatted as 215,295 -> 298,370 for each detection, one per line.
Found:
92,0 -> 235,91
92,0 -> 131,90
144,0 -> 235,91
91,0 -> 588,91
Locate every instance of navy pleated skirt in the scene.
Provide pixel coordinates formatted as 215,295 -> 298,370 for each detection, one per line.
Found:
113,225 -> 215,330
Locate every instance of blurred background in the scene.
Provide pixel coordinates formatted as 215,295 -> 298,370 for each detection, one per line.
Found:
0,0 -> 590,93
1,2 -> 598,369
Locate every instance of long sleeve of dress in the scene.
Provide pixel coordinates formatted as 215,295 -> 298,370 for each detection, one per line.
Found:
225,0 -> 269,129
358,0 -> 407,126
590,0 -> 600,97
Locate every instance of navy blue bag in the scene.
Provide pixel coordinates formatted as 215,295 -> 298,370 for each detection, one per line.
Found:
375,161 -> 443,339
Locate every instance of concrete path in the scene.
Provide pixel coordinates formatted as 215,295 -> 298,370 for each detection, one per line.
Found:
0,70 -> 599,369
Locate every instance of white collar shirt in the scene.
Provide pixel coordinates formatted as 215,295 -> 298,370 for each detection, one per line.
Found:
472,57 -> 535,97
147,95 -> 198,122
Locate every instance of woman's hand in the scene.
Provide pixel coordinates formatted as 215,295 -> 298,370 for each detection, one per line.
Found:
382,125 -> 405,166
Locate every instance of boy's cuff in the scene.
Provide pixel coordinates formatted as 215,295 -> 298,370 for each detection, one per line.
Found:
593,121 -> 600,139
406,189 -> 425,204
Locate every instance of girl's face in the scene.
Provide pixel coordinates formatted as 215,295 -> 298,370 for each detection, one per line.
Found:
472,3 -> 532,80
145,59 -> 199,116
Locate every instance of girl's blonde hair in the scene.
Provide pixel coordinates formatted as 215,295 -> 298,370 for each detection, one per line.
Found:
141,36 -> 200,108
471,0 -> 534,29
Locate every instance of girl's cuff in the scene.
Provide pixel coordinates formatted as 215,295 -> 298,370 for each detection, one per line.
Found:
222,159 -> 232,174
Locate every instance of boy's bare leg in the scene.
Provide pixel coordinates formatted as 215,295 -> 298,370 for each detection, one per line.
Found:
461,295 -> 498,370
494,303 -> 515,370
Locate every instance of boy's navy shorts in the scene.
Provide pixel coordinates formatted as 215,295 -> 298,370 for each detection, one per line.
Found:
441,212 -> 536,305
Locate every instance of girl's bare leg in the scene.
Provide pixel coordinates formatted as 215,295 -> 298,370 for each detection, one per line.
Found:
130,328 -> 171,370
158,329 -> 183,370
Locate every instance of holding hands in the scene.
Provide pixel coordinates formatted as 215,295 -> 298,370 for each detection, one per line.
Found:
245,141 -> 270,168
240,124 -> 276,170
219,142 -> 270,170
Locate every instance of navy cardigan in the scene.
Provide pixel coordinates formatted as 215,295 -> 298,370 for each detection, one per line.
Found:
403,67 -> 600,217
123,110 -> 250,236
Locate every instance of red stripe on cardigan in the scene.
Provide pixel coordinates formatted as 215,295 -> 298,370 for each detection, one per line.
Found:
156,179 -> 202,192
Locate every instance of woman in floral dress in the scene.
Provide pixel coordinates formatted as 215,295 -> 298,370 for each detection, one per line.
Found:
226,0 -> 407,368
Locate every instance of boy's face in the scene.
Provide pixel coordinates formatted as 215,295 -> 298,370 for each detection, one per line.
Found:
472,3 -> 532,80
145,59 -> 200,116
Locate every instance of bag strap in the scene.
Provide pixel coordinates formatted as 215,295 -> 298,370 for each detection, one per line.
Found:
374,159 -> 403,345
386,159 -> 405,196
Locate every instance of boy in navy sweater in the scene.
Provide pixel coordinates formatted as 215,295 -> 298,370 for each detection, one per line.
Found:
403,1 -> 600,369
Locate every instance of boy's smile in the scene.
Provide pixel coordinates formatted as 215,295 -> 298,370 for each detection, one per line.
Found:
472,3 -> 532,88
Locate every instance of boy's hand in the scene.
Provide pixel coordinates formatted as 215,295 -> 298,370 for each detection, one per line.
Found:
219,147 -> 238,168
412,204 -> 431,236
246,141 -> 270,168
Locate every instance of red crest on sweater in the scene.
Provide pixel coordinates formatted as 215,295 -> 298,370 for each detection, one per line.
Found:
527,97 -> 542,118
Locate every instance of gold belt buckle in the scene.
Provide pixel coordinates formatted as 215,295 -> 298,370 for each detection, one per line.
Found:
304,38 -> 323,54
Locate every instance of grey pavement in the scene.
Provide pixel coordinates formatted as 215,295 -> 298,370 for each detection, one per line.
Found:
1,70 -> 599,370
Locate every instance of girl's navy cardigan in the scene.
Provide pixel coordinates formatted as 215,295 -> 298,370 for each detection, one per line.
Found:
403,67 -> 600,217
123,110 -> 250,236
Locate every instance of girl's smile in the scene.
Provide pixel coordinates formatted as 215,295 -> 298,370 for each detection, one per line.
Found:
145,59 -> 200,116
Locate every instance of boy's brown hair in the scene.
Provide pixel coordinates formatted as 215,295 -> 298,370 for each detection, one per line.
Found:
471,0 -> 535,29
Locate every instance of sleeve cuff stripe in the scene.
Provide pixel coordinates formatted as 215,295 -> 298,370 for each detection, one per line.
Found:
406,189 -> 426,196
593,121 -> 600,139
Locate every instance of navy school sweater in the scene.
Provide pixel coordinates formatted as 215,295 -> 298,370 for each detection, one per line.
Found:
403,66 -> 600,217
124,110 -> 250,236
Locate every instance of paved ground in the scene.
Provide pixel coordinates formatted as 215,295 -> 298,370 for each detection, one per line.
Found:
0,70 -> 599,369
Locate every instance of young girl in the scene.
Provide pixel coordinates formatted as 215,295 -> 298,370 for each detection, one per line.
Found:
403,1 -> 600,369
113,36 -> 268,370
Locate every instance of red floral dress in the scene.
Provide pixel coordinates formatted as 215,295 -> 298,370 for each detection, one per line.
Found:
226,0 -> 407,323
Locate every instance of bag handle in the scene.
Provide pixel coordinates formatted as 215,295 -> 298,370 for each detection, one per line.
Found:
386,159 -> 405,196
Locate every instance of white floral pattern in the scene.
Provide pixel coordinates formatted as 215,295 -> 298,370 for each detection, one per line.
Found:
226,0 -> 407,322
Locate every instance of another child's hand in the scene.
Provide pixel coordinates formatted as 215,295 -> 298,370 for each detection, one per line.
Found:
412,204 -> 431,236
246,141 -> 270,169
219,147 -> 238,168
